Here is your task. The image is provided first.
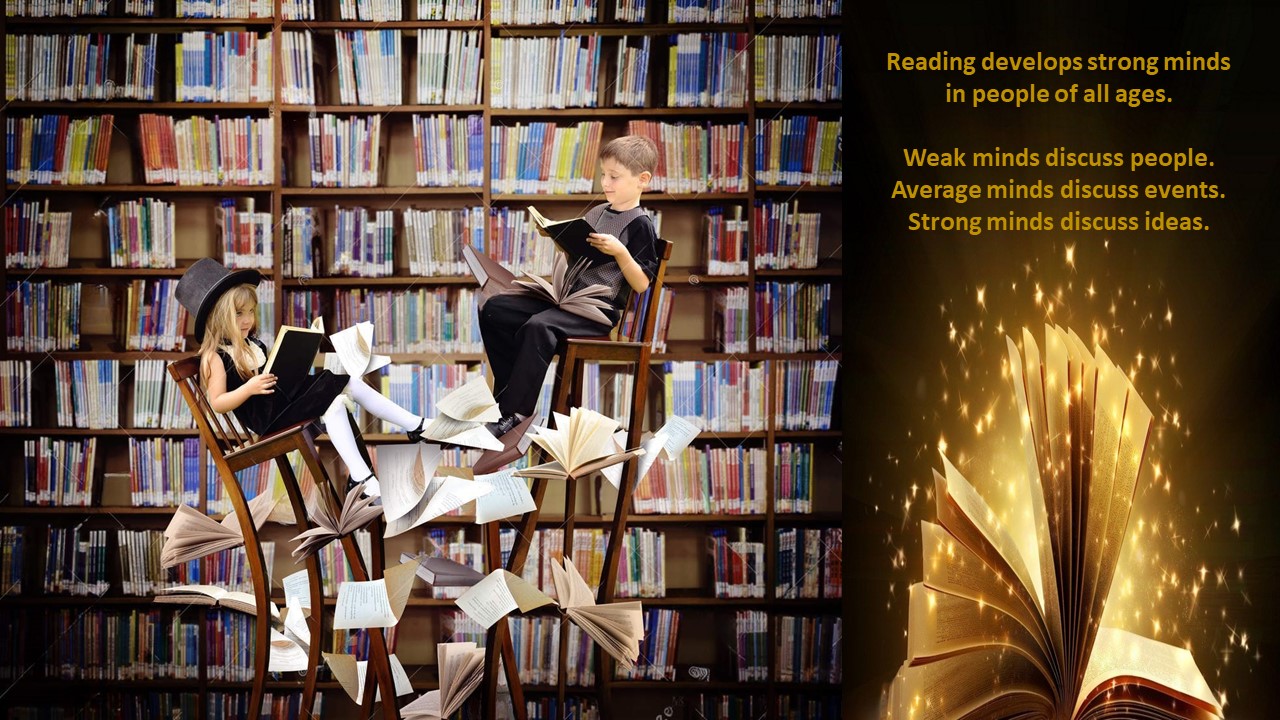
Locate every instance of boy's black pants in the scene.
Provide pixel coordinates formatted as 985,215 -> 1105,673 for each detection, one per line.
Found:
479,293 -> 615,417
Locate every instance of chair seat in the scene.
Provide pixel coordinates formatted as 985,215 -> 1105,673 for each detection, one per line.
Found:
222,420 -> 317,471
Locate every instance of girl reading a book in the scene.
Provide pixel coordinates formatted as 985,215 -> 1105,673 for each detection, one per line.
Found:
176,258 -> 432,489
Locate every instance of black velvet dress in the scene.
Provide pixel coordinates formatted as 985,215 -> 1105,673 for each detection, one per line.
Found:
221,336 -> 351,435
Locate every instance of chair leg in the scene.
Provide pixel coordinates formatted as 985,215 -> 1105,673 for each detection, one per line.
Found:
277,440 -> 326,719
211,457 -> 271,720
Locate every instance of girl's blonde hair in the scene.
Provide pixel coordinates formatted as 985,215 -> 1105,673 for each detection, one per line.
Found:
199,284 -> 260,383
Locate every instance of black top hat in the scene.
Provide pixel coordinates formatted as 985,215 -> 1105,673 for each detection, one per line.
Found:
176,258 -> 262,339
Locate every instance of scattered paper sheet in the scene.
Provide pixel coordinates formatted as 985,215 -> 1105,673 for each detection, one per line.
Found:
326,652 -> 415,705
384,474 -> 493,538
333,559 -> 418,629
269,628 -> 309,673
435,375 -> 501,424
284,594 -> 311,647
421,414 -> 504,451
455,569 -> 554,629
377,443 -> 445,523
327,321 -> 391,378
473,470 -> 537,524
282,569 -> 312,609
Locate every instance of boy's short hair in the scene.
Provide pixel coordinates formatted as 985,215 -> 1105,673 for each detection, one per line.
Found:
600,135 -> 658,176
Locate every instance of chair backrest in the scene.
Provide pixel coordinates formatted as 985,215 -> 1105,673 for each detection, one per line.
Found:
618,239 -> 675,344
168,355 -> 257,456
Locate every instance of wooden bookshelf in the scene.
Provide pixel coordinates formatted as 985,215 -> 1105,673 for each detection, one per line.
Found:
0,0 -> 843,716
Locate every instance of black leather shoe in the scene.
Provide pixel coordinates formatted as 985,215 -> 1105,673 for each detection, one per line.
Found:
407,417 -> 428,443
486,413 -> 522,438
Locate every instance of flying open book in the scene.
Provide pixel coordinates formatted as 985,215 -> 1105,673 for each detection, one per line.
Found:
514,407 -> 645,481
262,316 -> 325,396
400,642 -> 486,720
290,481 -> 384,560
154,584 -> 281,618
549,558 -> 644,668
526,205 -> 611,265
462,245 -> 615,326
884,326 -> 1223,720
160,491 -> 284,568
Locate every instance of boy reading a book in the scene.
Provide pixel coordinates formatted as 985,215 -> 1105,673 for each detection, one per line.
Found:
175,258 -> 435,490
477,135 -> 660,450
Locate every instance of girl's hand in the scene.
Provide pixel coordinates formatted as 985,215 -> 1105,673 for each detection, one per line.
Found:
587,233 -> 628,258
244,372 -> 277,395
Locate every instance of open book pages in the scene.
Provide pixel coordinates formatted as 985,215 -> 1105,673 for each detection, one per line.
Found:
885,326 -> 1222,720
324,321 -> 391,378
461,244 -> 516,307
269,628 -> 310,673
600,415 -> 703,489
508,252 -> 614,326
154,584 -> 280,618
549,558 -> 644,668
401,643 -> 486,720
399,552 -> 485,589
290,481 -> 384,560
455,569 -> 555,629
515,408 -> 644,481
384,472 -> 493,538
324,651 -> 414,704
160,491 -> 276,568
332,558 -> 418,630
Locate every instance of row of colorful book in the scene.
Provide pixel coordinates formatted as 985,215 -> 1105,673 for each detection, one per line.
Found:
633,444 -> 768,515
4,33 -> 156,101
0,361 -> 32,427
753,281 -> 832,353
753,34 -> 842,103
175,30 -> 273,102
774,527 -> 841,598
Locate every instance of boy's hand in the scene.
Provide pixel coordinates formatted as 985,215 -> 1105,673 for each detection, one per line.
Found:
587,233 -> 629,258
245,372 -> 277,395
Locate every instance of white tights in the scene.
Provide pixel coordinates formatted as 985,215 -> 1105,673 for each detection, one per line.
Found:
320,376 -> 425,482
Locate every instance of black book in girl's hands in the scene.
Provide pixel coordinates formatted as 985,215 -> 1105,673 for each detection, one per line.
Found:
527,205 -> 611,265
263,317 -> 325,394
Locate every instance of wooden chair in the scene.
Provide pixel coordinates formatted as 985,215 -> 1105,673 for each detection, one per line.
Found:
168,357 -> 400,720
482,239 -> 675,719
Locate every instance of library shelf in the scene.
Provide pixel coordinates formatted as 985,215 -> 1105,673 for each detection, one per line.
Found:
663,269 -> 751,284
490,22 -> 748,35
0,506 -> 180,516
0,427 -> 198,437
753,184 -> 844,194
15,264 -> 192,277
280,104 -> 487,114
280,187 -> 485,197
488,107 -> 750,118
280,20 -> 484,29
4,101 -> 274,112
6,184 -> 274,194
489,192 -> 749,202
281,275 -> 479,287
4,16 -> 276,27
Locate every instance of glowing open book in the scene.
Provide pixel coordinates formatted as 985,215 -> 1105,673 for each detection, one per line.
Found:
884,326 -> 1223,720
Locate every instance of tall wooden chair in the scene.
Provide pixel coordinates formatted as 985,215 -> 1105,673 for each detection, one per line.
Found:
482,239 -> 675,719
168,357 -> 400,720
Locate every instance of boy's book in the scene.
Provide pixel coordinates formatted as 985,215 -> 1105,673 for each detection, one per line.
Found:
263,316 -> 325,395
463,245 -> 615,326
154,583 -> 281,618
885,327 -> 1222,720
526,205 -> 611,265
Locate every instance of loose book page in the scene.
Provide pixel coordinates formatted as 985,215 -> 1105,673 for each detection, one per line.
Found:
385,475 -> 493,537
656,415 -> 701,459
269,629 -> 309,673
333,559 -> 418,629
422,413 -> 504,451
284,594 -> 311,647
282,569 -> 311,609
378,443 -> 443,523
435,375 -> 501,423
455,569 -> 554,628
333,653 -> 414,704
473,469 -> 537,524
328,321 -> 391,378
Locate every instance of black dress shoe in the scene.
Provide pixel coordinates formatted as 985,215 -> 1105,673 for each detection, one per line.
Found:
407,417 -> 428,443
486,413 -> 523,438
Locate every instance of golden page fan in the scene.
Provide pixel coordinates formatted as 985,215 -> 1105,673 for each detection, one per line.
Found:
514,407 -> 645,481
549,558 -> 644,668
885,326 -> 1222,720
